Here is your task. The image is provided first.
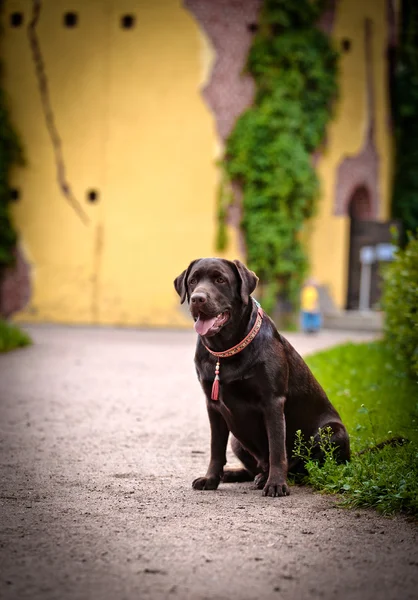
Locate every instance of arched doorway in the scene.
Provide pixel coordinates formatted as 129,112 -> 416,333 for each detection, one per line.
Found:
348,185 -> 372,220
346,186 -> 373,309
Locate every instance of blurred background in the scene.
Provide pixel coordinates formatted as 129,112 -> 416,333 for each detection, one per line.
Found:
1,4 -> 418,591
0,0 -> 415,332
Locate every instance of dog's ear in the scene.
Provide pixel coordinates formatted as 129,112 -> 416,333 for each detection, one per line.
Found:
173,260 -> 199,304
232,259 -> 259,305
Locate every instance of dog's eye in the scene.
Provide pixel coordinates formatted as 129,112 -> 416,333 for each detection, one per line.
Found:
216,277 -> 225,284
189,278 -> 197,285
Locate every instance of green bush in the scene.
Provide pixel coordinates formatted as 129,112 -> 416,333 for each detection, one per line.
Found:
0,320 -> 31,352
391,0 -> 418,240
382,234 -> 418,381
303,341 -> 418,515
219,0 -> 339,313
294,431 -> 418,516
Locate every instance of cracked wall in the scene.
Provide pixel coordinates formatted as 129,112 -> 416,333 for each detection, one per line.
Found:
0,0 -> 396,322
184,0 -> 262,252
184,0 -> 262,142
0,246 -> 31,318
1,0 -> 243,326
334,18 -> 379,219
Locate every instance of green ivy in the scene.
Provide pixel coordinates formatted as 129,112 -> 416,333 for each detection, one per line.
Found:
382,232 -> 418,381
219,0 -> 339,312
391,0 -> 418,242
0,13 -> 24,272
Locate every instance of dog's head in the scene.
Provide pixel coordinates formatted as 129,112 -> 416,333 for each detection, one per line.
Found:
174,258 -> 258,337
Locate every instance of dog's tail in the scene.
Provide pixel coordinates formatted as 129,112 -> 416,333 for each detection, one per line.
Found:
221,468 -> 254,483
356,436 -> 410,456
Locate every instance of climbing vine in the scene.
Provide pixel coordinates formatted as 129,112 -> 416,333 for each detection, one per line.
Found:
391,0 -> 418,243
219,0 -> 339,312
0,4 -> 24,272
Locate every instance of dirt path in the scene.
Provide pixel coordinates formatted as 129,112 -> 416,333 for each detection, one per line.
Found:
0,325 -> 416,600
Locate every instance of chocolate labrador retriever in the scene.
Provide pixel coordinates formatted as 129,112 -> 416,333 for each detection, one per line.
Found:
174,258 -> 350,497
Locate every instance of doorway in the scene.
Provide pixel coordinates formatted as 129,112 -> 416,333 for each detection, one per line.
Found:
346,186 -> 395,310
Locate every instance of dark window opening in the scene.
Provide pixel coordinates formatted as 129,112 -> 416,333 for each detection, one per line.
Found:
87,189 -> 99,203
341,38 -> 352,52
247,23 -> 258,33
10,12 -> 24,27
10,188 -> 20,201
121,14 -> 135,29
64,12 -> 78,28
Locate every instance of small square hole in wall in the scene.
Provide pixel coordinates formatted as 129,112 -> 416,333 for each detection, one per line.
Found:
247,23 -> 258,33
341,38 -> 352,52
10,12 -> 24,27
121,14 -> 136,29
87,189 -> 99,203
10,188 -> 20,201
64,12 -> 78,28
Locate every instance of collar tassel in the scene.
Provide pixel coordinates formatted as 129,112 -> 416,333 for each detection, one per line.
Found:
211,360 -> 220,401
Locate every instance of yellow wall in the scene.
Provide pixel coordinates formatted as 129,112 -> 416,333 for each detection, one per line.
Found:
3,0 -> 240,327
3,0 -> 393,324
310,0 -> 392,309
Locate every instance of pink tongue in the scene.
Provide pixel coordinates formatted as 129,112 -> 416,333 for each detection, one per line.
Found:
194,315 -> 217,336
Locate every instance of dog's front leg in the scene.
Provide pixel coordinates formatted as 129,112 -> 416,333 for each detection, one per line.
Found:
263,396 -> 290,497
192,406 -> 229,491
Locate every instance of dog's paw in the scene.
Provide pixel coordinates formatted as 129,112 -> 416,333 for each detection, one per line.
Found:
253,472 -> 268,489
262,480 -> 290,497
192,477 -> 220,491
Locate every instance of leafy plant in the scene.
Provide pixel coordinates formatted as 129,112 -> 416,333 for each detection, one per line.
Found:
382,233 -> 418,381
294,432 -> 418,516
0,320 -> 31,352
301,341 -> 418,515
293,426 -> 341,465
219,0 -> 339,312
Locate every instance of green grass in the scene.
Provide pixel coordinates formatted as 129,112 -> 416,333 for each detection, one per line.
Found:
0,320 -> 31,352
300,341 -> 418,516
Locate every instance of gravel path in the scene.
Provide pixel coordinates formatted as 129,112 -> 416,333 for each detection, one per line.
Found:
0,325 -> 416,600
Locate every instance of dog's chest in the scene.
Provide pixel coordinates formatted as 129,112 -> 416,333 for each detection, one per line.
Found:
199,356 -> 257,385
199,359 -> 266,407
211,378 -> 267,437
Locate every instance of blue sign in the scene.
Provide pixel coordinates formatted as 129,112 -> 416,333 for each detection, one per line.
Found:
360,246 -> 375,265
375,243 -> 396,262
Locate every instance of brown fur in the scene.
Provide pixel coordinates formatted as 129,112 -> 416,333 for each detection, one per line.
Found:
174,258 -> 350,497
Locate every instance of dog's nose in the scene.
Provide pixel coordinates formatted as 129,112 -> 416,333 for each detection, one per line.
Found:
191,293 -> 207,305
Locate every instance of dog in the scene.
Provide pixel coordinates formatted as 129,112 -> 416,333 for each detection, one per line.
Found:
174,258 -> 350,497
